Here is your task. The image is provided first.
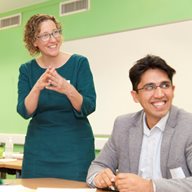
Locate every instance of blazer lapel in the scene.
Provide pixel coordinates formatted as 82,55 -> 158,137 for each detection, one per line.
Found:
160,126 -> 175,177
160,106 -> 177,177
128,116 -> 143,174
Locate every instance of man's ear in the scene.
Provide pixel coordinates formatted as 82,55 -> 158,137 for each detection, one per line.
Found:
131,90 -> 139,103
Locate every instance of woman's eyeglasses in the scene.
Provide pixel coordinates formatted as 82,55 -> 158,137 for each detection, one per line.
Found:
36,29 -> 62,42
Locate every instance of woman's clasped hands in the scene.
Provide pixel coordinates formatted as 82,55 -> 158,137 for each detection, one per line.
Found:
35,66 -> 69,94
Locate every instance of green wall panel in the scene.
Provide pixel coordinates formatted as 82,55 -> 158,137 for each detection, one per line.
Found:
0,0 -> 192,134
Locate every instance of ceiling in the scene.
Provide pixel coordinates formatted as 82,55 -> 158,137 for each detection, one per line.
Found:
0,0 -> 49,14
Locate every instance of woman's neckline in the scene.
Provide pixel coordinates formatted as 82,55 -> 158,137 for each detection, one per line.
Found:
35,53 -> 75,70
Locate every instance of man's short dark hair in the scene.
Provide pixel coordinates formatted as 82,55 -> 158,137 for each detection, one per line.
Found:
129,55 -> 176,91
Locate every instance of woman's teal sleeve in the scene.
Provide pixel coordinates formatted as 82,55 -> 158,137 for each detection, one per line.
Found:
73,57 -> 96,118
17,64 -> 34,119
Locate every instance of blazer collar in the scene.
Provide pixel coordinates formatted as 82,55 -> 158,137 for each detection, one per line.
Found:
128,110 -> 144,174
160,105 -> 178,177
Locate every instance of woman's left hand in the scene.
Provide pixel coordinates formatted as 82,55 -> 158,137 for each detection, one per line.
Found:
45,67 -> 70,94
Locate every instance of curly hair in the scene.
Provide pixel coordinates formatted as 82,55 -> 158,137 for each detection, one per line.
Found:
24,14 -> 61,56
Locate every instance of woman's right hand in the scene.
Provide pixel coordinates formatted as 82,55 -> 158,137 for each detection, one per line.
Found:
34,67 -> 54,91
24,67 -> 55,116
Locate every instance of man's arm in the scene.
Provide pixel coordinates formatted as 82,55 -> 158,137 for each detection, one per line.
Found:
154,177 -> 192,192
115,173 -> 154,192
154,124 -> 192,192
86,136 -> 118,186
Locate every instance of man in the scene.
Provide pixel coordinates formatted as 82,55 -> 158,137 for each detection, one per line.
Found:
87,55 -> 192,192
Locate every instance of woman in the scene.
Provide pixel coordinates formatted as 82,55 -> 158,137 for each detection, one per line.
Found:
17,14 -> 96,181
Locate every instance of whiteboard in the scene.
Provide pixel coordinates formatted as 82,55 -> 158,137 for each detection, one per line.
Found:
62,20 -> 192,135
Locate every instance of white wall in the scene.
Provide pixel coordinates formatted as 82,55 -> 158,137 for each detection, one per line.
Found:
62,20 -> 192,135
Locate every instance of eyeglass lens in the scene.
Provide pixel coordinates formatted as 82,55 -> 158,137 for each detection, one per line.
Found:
137,81 -> 171,91
37,29 -> 62,41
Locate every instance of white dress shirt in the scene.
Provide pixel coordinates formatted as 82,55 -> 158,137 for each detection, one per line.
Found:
138,112 -> 169,179
138,112 -> 169,191
88,112 -> 169,190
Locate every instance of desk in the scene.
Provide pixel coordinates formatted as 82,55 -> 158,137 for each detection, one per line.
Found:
0,159 -> 22,178
3,178 -> 110,192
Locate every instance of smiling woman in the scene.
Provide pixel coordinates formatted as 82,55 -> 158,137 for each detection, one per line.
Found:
16,14 -> 96,181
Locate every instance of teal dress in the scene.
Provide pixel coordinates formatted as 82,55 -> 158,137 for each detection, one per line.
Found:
17,54 -> 96,181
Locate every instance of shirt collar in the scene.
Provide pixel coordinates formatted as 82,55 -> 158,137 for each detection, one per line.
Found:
143,112 -> 169,134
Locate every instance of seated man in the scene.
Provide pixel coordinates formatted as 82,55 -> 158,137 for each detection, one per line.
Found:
87,55 -> 192,192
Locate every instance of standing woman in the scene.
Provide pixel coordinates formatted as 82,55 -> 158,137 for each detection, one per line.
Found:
17,14 -> 96,181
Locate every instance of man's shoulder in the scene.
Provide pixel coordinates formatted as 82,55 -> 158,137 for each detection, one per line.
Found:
170,105 -> 192,121
169,106 -> 192,135
110,111 -> 143,140
114,110 -> 143,127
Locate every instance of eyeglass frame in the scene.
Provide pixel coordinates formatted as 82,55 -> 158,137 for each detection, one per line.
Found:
36,29 -> 62,42
136,81 -> 173,92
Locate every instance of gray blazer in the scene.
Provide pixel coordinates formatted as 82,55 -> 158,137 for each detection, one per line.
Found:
87,106 -> 192,192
